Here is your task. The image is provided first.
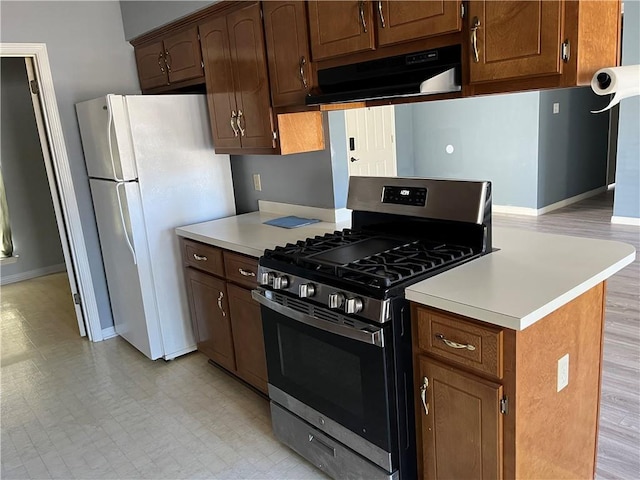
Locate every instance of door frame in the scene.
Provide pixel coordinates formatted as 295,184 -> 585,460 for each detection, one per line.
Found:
0,43 -> 103,342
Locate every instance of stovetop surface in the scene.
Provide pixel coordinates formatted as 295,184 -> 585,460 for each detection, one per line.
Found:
261,229 -> 478,298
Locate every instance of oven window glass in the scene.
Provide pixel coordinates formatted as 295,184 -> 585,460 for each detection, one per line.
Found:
278,323 -> 364,416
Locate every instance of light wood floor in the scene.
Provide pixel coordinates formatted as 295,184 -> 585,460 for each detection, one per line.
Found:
493,190 -> 640,480
1,190 -> 638,479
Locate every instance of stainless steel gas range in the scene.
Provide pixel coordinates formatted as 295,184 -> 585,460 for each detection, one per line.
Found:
252,177 -> 492,480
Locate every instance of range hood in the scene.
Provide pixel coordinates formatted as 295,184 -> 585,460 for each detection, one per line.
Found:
306,44 -> 461,106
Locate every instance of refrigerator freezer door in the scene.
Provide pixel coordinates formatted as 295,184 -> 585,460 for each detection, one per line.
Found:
124,94 -> 236,359
76,95 -> 138,181
90,178 -> 164,360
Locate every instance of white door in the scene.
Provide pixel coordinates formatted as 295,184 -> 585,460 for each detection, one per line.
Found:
345,105 -> 397,177
24,58 -> 87,337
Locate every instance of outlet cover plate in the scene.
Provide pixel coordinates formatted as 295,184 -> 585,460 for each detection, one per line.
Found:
557,353 -> 569,392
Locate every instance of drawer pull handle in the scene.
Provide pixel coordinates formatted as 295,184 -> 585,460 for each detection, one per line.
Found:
435,333 -> 476,351
193,253 -> 208,261
419,376 -> 429,415
238,268 -> 256,277
308,434 -> 336,457
217,291 -> 226,317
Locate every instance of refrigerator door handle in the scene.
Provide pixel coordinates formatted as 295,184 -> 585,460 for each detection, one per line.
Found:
106,97 -> 124,182
115,182 -> 137,265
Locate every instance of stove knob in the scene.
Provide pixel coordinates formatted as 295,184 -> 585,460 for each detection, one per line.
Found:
328,293 -> 345,309
259,272 -> 274,286
299,283 -> 316,298
344,297 -> 364,315
272,275 -> 290,290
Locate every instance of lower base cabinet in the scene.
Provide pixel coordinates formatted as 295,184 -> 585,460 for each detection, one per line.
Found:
412,282 -> 607,479
227,283 -> 268,393
185,268 -> 236,371
181,237 -> 267,394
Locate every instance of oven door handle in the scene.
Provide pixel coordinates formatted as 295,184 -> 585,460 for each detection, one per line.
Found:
252,289 -> 384,348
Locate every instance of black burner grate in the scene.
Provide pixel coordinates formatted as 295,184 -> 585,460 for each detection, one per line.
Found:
263,230 -> 474,289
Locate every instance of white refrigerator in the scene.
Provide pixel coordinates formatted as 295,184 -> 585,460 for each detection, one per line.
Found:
76,94 -> 236,360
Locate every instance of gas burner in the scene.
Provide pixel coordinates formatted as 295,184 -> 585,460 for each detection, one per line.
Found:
263,231 -> 475,290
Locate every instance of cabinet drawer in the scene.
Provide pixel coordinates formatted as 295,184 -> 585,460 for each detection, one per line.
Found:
224,252 -> 258,288
415,308 -> 503,379
182,239 -> 224,277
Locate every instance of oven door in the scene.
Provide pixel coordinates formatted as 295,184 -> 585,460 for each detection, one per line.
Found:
253,288 -> 396,456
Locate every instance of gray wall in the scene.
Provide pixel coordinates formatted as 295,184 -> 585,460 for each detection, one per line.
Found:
410,92 -> 541,208
120,1 -> 214,41
1,1 -> 141,329
537,88 -> 611,208
230,149 -> 336,214
328,111 -> 349,208
394,104 -> 415,177
613,0 -> 640,219
1,58 -> 65,277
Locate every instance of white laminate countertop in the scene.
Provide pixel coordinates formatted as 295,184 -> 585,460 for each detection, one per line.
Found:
176,213 -> 635,331
176,211 -> 350,258
405,227 -> 636,330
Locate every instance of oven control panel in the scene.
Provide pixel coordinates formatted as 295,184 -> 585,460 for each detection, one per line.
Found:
381,186 -> 427,206
258,266 -> 390,324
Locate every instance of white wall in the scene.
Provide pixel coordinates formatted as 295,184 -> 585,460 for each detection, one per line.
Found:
1,1 -> 141,329
1,58 -> 65,280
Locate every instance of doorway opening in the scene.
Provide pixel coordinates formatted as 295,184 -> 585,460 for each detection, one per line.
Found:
0,43 -> 102,342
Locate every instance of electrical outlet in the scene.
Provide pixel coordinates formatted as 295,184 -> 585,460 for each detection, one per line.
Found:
553,102 -> 560,114
253,174 -> 262,192
557,353 -> 569,392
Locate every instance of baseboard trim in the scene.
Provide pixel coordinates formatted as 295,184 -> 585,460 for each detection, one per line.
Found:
258,200 -> 351,223
101,326 -> 118,339
493,186 -> 607,217
492,205 -> 538,216
537,186 -> 607,215
0,263 -> 66,285
611,216 -> 640,226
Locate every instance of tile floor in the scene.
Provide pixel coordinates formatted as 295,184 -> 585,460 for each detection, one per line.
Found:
1,273 -> 328,479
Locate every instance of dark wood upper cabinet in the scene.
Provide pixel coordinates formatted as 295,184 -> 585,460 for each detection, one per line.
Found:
134,26 -> 204,92
199,16 -> 241,150
134,40 -> 169,91
199,3 -> 275,153
376,1 -> 462,47
468,0 -> 563,83
308,0 -> 376,61
263,1 -> 312,107
163,27 -> 204,84
226,4 -> 275,149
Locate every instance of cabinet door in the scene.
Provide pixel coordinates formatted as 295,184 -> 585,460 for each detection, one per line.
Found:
263,1 -> 312,107
185,268 -> 236,372
134,41 -> 168,91
199,17 -> 242,150
417,357 -> 503,479
164,26 -> 204,84
377,1 -> 462,46
227,4 -> 275,150
468,0 -> 563,84
307,0 -> 375,61
227,284 -> 268,393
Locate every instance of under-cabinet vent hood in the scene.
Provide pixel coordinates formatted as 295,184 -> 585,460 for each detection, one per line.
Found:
306,44 -> 461,105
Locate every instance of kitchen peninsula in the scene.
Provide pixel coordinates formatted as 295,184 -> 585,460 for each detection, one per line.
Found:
176,206 -> 634,479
